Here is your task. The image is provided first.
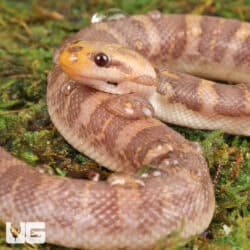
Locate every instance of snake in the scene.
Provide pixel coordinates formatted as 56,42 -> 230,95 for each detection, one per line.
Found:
0,10 -> 250,250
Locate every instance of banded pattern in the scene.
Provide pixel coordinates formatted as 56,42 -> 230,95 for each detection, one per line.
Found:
1,11 -> 250,250
152,69 -> 250,135
58,13 -> 250,136
54,11 -> 250,84
0,66 -> 215,250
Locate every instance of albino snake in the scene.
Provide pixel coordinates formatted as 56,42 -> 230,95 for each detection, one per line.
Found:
0,10 -> 249,250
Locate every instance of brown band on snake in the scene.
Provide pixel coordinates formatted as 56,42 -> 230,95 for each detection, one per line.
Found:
66,83 -> 93,124
102,115 -> 131,157
214,83 -> 248,117
124,125 -> 169,168
213,19 -> 240,62
148,14 -> 187,60
233,35 -> 250,66
158,71 -> 202,111
199,16 -> 241,63
106,17 -> 151,57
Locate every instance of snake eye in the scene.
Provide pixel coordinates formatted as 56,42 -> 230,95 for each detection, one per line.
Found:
94,52 -> 109,67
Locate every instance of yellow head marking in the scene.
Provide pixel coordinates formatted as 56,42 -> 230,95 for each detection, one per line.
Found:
59,41 -> 97,79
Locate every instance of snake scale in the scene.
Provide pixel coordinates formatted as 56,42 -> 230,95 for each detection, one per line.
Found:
0,10 -> 250,250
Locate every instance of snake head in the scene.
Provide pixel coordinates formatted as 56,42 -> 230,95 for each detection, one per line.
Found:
59,40 -> 157,95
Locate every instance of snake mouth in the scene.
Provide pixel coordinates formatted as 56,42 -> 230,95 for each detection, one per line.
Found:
71,75 -> 133,94
107,81 -> 118,87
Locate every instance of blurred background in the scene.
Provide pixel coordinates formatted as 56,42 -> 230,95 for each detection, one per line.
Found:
0,1 -> 249,249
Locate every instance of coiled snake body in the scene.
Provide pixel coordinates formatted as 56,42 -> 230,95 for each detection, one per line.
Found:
0,11 -> 250,250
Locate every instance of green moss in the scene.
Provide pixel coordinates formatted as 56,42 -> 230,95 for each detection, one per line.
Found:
0,0 -> 249,249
